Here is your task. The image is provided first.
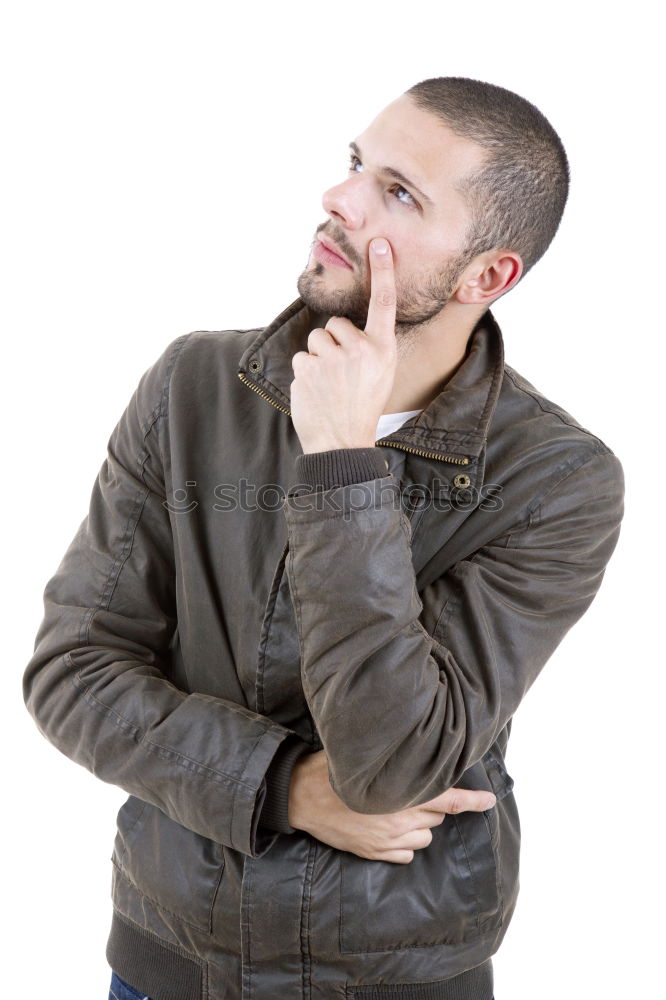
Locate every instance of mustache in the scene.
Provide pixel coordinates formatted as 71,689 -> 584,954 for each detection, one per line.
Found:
315,223 -> 364,270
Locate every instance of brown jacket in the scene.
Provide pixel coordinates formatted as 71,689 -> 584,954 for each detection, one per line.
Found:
23,298 -> 624,1000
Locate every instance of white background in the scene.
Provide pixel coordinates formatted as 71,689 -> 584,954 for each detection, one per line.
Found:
2,2 -> 662,997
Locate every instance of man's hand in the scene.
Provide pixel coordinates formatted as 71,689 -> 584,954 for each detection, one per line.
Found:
288,750 -> 496,864
290,238 -> 398,454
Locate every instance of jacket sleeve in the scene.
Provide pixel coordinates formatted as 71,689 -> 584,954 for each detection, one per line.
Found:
282,445 -> 624,814
23,334 -> 309,857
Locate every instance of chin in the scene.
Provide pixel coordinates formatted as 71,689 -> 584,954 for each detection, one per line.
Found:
297,271 -> 334,311
297,268 -> 366,323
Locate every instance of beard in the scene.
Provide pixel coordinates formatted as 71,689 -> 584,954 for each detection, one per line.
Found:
296,225 -> 473,343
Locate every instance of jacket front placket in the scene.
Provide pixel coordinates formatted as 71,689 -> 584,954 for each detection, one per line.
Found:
235,300 -> 505,1000
240,834 -> 317,1000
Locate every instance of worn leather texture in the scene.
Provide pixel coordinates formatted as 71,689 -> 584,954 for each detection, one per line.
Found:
24,298 -> 624,999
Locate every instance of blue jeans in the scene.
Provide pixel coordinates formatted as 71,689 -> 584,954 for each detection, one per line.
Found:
108,971 -> 153,1000
108,969 -> 495,999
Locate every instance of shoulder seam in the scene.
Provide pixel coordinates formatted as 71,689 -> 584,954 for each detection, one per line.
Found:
495,446 -> 620,544
142,333 -> 191,442
138,333 -> 191,486
526,447 -> 622,529
503,365 -> 612,451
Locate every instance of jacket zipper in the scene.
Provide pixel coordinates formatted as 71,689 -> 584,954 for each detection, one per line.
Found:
238,371 -> 291,415
374,439 -> 469,465
238,371 -> 470,466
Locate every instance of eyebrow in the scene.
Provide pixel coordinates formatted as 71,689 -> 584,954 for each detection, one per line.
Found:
348,141 -> 434,207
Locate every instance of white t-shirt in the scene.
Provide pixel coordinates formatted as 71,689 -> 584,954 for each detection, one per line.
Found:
375,408 -> 422,440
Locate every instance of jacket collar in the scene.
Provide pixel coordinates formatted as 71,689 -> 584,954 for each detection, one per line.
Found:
238,297 -> 505,465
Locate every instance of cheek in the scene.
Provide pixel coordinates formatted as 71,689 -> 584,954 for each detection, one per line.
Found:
360,231 -> 432,291
391,237 -> 434,286
394,231 -> 464,285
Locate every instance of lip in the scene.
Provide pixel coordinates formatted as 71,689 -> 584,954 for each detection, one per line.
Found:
315,234 -> 353,270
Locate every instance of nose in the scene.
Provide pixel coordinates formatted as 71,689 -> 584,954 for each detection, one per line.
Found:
321,175 -> 366,231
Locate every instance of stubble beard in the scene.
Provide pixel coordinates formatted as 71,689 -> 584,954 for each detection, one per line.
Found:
296,244 -> 471,356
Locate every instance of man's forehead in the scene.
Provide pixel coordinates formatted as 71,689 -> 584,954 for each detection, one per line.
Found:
354,95 -> 486,195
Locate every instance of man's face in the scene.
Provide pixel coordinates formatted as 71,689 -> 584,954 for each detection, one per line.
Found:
297,93 -> 487,332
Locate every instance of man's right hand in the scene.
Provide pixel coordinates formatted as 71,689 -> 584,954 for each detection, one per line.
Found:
288,749 -> 496,864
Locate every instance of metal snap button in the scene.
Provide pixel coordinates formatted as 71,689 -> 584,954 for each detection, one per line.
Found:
249,358 -> 262,373
453,473 -> 471,489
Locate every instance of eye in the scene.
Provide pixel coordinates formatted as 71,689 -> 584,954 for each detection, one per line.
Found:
391,184 -> 416,207
348,152 -> 363,174
348,153 -> 418,209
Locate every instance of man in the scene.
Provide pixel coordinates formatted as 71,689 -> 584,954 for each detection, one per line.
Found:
24,76 -> 624,1000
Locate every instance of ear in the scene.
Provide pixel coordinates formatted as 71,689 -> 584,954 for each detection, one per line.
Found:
454,250 -> 523,306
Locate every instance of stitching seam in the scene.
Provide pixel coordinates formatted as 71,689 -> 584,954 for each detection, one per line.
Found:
72,664 -> 272,791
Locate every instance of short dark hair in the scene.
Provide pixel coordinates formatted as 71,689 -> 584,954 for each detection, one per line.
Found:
405,76 -> 570,280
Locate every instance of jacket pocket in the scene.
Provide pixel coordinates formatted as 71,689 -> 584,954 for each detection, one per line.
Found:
111,797 -> 225,934
112,794 -> 148,870
481,748 -> 514,802
338,755 -> 511,954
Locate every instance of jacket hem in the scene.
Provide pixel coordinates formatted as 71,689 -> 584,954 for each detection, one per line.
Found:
345,959 -> 493,999
106,910 -> 204,1000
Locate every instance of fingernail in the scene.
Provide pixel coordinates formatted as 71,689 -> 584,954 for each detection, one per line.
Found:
486,795 -> 497,809
372,238 -> 389,254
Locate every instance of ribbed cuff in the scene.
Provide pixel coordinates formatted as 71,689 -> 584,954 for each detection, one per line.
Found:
260,737 -> 312,834
294,447 -> 390,491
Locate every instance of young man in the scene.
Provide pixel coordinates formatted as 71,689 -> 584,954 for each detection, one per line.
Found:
24,77 -> 624,1000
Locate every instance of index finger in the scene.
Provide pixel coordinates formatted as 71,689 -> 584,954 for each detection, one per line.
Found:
418,787 -> 497,815
364,237 -> 396,341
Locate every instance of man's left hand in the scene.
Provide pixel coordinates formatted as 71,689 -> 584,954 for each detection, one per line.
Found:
290,238 -> 398,454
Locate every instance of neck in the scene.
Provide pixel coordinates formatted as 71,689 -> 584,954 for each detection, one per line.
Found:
384,300 -> 489,413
